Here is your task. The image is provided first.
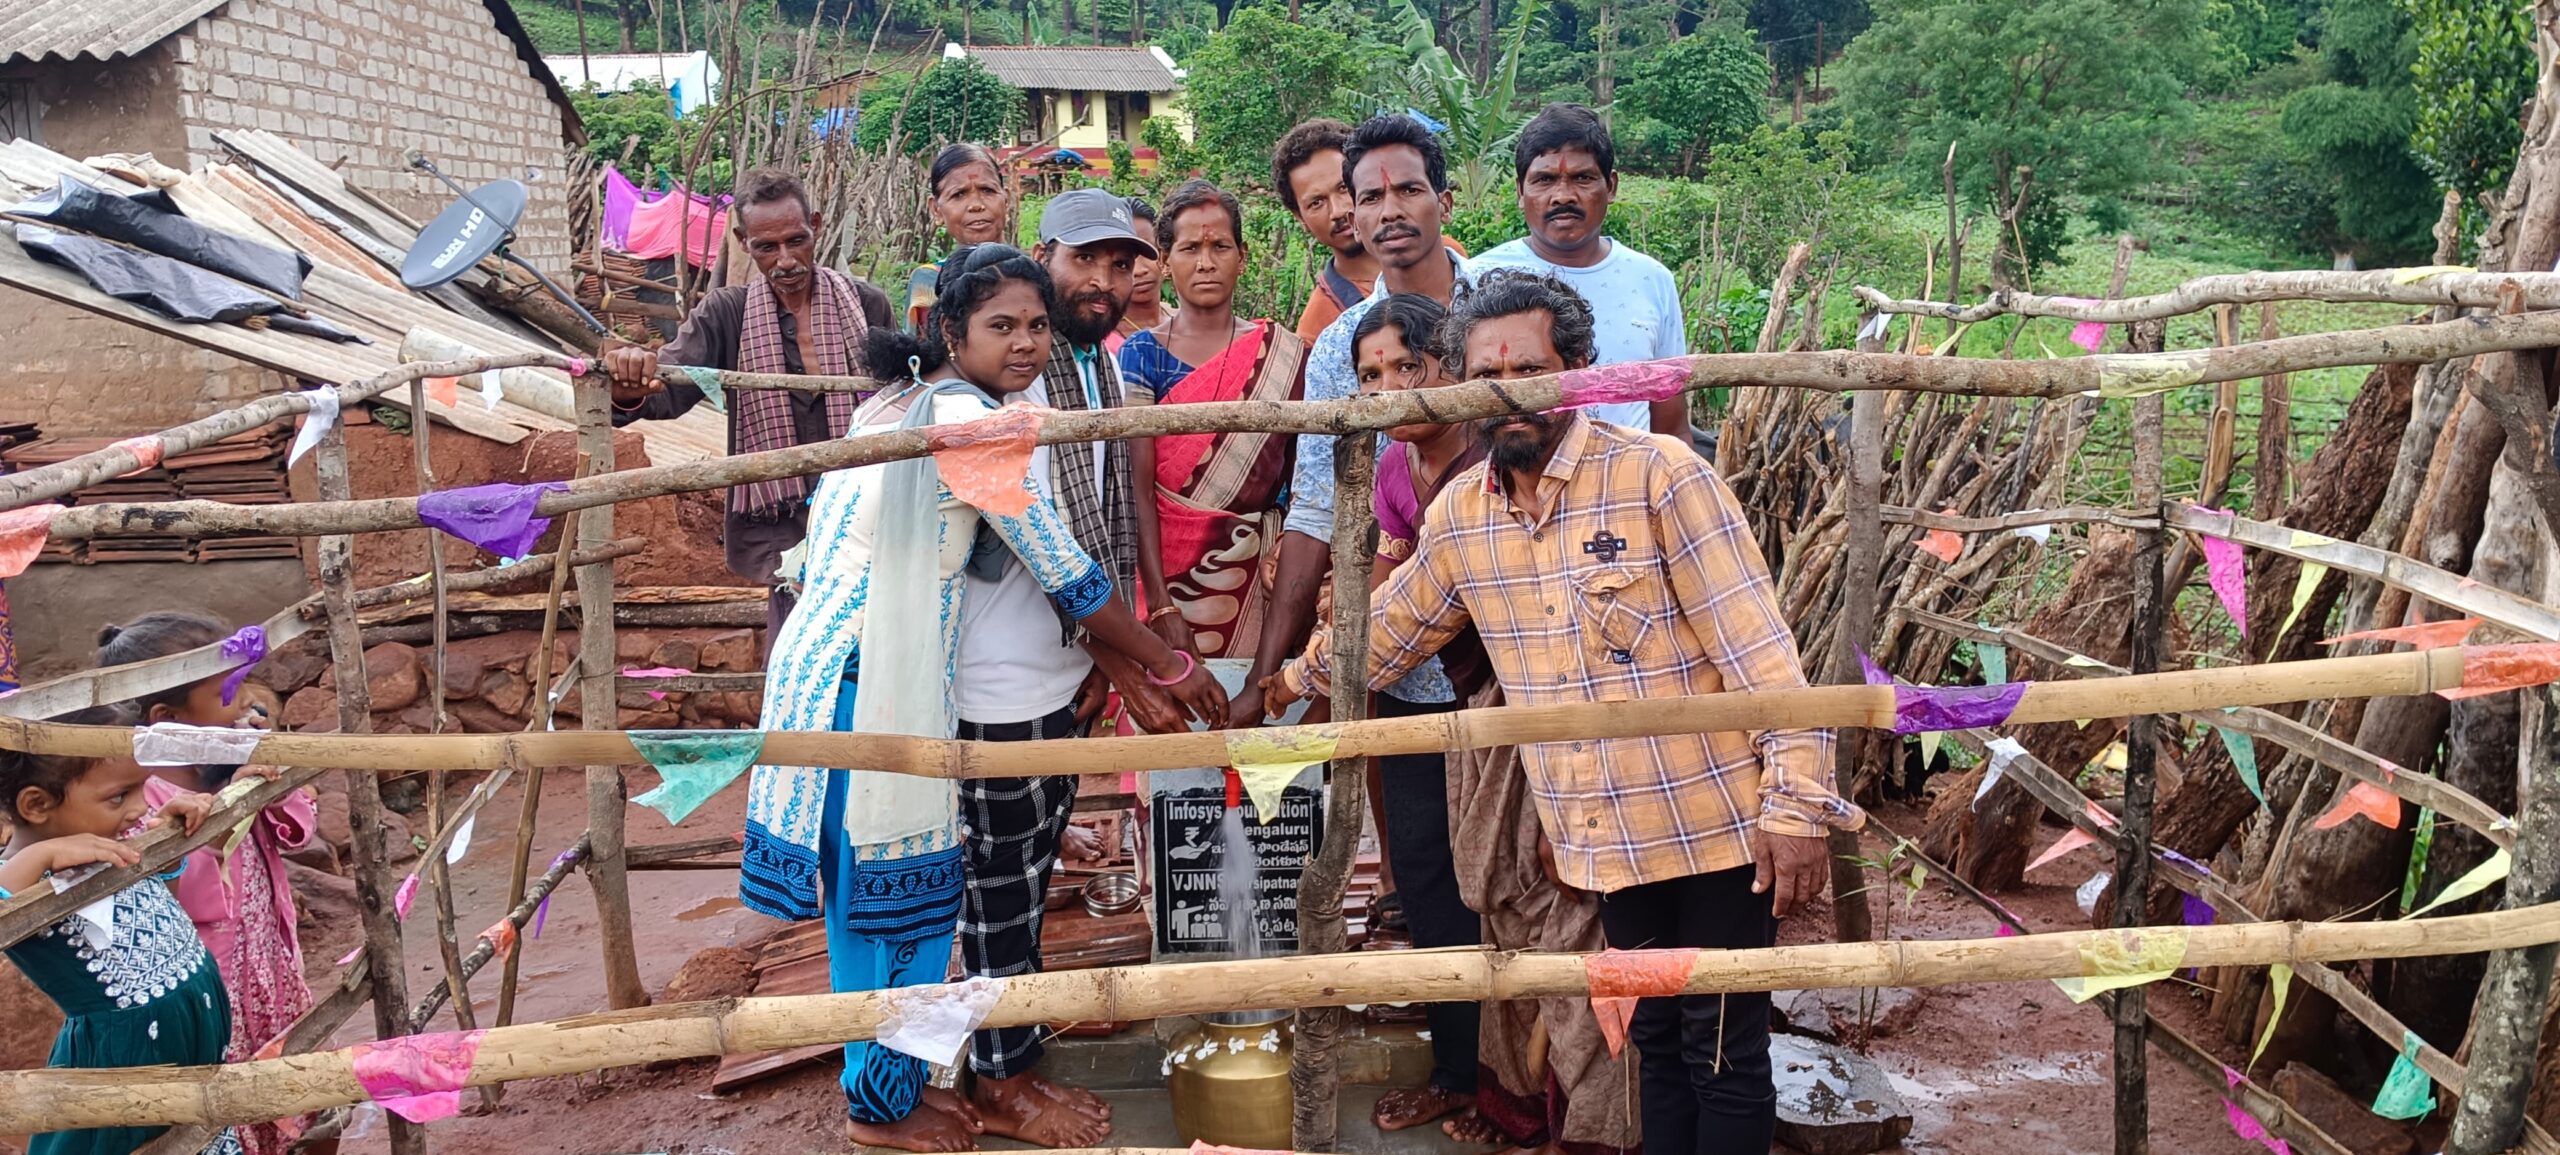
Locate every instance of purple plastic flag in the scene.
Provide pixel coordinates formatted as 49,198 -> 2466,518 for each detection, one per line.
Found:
218,624 -> 267,705
418,482 -> 568,559
2182,893 -> 2217,926
1858,648 -> 1893,686
1558,360 -> 1692,411
2160,847 -> 2215,877
1893,681 -> 2028,733
531,846 -> 578,938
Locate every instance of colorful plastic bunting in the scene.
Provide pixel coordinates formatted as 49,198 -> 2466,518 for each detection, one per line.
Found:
682,364 -> 727,412
350,1028 -> 487,1123
2273,562 -> 2329,642
2403,849 -> 2511,919
1894,681 -> 2027,733
288,385 -> 341,468
2053,928 -> 2184,1002
108,435 -> 165,474
1557,359 -> 1693,410
2215,726 -> 2263,806
2321,618 -> 2479,649
2069,321 -> 2109,353
218,625 -> 267,706
2197,526 -> 2248,637
1916,527 -> 1963,563
1226,727 -> 1339,824
2252,964 -> 2292,1067
2222,1067 -> 2294,1155
417,482 -> 569,559
2370,1031 -> 2437,1120
1977,641 -> 2008,685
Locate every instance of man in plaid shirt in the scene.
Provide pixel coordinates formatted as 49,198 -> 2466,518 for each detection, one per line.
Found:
1274,271 -> 1864,1155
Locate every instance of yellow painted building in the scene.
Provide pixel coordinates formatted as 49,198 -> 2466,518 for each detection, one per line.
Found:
946,43 -> 1192,151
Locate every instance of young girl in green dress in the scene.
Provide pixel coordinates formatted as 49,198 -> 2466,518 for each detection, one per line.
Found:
0,704 -> 241,1155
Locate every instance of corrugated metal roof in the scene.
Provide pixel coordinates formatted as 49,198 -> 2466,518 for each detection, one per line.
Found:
0,0 -> 227,64
960,45 -> 1183,93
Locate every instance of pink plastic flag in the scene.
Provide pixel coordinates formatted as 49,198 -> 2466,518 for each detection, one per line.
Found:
108,435 -> 165,474
2198,529 -> 2248,637
1585,948 -> 1699,1058
1996,923 -> 2021,937
620,666 -> 694,701
2223,1067 -> 2294,1155
393,872 -> 419,920
930,406 -> 1044,517
350,1029 -> 487,1123
2029,828 -> 2099,872
2070,321 -> 2109,353
1558,359 -> 1693,411
0,505 -> 53,579
565,356 -> 591,377
2322,618 -> 2480,649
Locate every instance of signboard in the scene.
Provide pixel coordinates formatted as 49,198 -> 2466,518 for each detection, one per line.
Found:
1149,785 -> 1323,956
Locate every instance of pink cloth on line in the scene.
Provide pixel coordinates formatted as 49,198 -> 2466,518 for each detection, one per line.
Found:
620,181 -> 727,265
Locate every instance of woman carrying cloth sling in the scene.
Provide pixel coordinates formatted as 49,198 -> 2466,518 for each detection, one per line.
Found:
1117,179 -> 1308,660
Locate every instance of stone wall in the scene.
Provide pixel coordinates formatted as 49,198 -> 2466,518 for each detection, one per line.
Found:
170,0 -> 577,271
274,626 -> 765,736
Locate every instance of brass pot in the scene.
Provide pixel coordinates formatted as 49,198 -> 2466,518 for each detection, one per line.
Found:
1166,1010 -> 1294,1148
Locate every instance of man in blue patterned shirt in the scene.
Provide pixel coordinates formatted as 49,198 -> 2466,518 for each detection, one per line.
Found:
1234,112 -> 1487,1136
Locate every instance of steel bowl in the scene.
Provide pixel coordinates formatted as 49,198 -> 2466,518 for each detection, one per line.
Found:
1082,871 -> 1141,919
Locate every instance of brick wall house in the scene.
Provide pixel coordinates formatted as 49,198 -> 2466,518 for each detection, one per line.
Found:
0,0 -> 584,434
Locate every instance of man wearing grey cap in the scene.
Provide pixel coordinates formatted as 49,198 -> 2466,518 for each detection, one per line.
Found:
945,187 -> 1162,1148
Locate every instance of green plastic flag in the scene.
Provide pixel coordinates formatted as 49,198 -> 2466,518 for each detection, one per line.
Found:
1978,641 -> 2008,686
683,365 -> 729,412
2370,1031 -> 2437,1120
628,730 -> 768,824
2215,726 -> 2263,806
2403,849 -> 2513,920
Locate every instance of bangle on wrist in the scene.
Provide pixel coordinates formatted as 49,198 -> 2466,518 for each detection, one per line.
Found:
1144,648 -> 1197,687
1148,605 -> 1183,623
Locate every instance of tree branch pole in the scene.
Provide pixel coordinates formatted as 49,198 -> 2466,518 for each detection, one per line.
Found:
42,309 -> 2560,546
2443,682 -> 2560,1155
1852,270 -> 2560,325
1826,318 -> 1890,946
405,377 -> 483,1056
0,540 -> 641,722
12,904 -> 2560,1135
1904,610 -> 2518,847
1293,432 -> 1376,1151
0,352 -> 579,512
0,647 -> 2525,776
495,459 -> 595,1059
408,833 -> 594,1031
2113,380 -> 2168,1155
310,420 -> 423,1155
574,374 -> 648,1012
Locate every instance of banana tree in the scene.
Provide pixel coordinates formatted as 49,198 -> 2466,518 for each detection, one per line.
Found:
1356,0 -> 1547,210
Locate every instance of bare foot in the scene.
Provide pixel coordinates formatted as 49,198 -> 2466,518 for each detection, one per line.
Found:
919,1087 -> 986,1134
969,1071 -> 1113,1147
1441,1110 -> 1510,1145
1374,1085 -> 1474,1131
845,1105 -> 980,1153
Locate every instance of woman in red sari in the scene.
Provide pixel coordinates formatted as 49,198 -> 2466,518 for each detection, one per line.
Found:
1119,180 -> 1307,659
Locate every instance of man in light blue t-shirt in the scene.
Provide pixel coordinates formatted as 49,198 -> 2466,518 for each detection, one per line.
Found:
1471,102 -> 1692,435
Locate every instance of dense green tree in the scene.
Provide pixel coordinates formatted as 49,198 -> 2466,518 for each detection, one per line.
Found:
1178,7 -> 1359,182
1834,0 -> 2207,280
2405,0 -> 2535,196
1746,0 -> 1871,91
1363,0 -> 1547,208
857,57 -> 1026,155
1617,31 -> 1770,176
2271,0 -> 2434,259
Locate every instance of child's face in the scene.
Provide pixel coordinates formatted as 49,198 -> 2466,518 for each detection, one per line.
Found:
14,759 -> 155,840
156,677 -> 253,728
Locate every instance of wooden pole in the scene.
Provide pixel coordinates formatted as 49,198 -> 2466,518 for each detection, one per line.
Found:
409,834 -> 593,1030
1827,318 -> 1889,945
2112,356 -> 2168,1155
0,647 -> 2532,776
1853,270 -> 2560,324
494,460 -> 593,1049
11,904 -> 2560,1135
575,369 -> 648,1012
1291,430 -> 1376,1150
310,420 -> 424,1155
42,309 -> 2560,547
0,353 -> 577,513
2253,303 -> 2291,519
2161,505 -> 2560,640
2443,682 -> 2560,1155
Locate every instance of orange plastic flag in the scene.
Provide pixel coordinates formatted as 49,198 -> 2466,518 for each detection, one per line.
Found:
2321,618 -> 2480,649
930,406 -> 1044,517
2313,781 -> 2402,830
1585,948 -> 1699,1058
0,505 -> 53,579
480,918 -> 519,963
1917,528 -> 1964,563
2029,828 -> 2100,872
2438,643 -> 2560,701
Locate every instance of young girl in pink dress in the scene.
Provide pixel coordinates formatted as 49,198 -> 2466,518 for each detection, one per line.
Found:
102,613 -> 319,1155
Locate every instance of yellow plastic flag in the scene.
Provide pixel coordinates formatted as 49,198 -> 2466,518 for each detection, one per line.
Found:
1225,727 -> 1341,824
2274,562 -> 2330,641
1919,730 -> 1943,771
2389,264 -> 2472,284
2053,928 -> 2187,1002
2094,350 -> 2210,399
2251,964 -> 2292,1067
2064,655 -> 2109,669
2288,530 -> 2337,549
2403,849 -> 2512,919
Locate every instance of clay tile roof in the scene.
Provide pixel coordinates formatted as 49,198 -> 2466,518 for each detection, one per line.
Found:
0,0 -> 228,63
960,45 -> 1184,93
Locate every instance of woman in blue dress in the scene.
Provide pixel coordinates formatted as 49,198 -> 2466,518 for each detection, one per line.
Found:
742,244 -> 1225,1152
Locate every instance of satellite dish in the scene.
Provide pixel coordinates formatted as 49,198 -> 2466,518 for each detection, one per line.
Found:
401,178 -> 528,289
